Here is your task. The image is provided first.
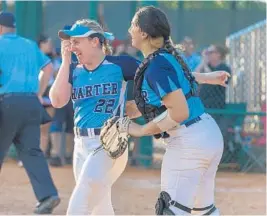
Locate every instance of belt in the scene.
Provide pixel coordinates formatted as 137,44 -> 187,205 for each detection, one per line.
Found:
0,92 -> 36,98
162,115 -> 204,139
74,127 -> 101,138
74,116 -> 202,138
183,116 -> 202,127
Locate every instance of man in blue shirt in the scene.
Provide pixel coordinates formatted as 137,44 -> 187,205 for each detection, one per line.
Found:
0,11 -> 60,214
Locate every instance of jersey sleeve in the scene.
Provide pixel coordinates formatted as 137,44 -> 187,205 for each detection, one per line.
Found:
146,56 -> 181,99
123,56 -> 140,81
111,55 -> 140,81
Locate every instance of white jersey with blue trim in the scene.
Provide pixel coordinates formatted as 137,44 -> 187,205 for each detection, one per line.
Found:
69,55 -> 140,129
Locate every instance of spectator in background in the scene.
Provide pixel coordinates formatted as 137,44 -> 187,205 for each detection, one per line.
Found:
181,36 -> 201,71
111,39 -> 123,54
49,25 -> 75,167
37,35 -> 60,155
49,99 -> 74,167
197,44 -> 231,109
114,37 -> 143,60
196,44 -> 231,142
96,2 -> 143,61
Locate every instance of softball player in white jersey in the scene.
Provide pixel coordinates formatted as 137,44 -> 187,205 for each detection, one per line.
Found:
49,19 -> 141,215
124,6 -> 226,215
50,17 -> 229,216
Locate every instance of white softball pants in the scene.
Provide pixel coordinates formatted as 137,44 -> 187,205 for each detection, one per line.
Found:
66,135 -> 128,215
161,113 -> 223,215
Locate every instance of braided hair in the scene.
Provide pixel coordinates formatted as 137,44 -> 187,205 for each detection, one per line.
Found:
164,38 -> 196,92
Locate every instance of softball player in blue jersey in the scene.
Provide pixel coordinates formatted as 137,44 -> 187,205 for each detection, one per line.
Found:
50,18 -> 229,215
49,19 -> 141,215
123,6 -> 225,215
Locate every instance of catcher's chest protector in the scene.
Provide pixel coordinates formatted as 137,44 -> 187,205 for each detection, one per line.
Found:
133,50 -> 169,139
133,49 -> 199,139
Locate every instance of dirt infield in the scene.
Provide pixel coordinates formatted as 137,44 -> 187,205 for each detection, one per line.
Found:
0,160 -> 266,215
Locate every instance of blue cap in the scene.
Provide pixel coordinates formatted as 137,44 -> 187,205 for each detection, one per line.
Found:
58,24 -> 114,41
0,11 -> 16,28
63,25 -> 72,30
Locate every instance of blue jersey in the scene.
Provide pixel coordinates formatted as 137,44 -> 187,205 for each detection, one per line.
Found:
0,33 -> 51,94
141,52 -> 205,125
69,55 -> 140,128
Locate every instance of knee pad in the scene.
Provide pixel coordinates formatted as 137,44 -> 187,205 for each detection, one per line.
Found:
155,191 -> 192,215
155,191 -> 175,215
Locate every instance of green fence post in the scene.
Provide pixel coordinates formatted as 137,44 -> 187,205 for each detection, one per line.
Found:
2,0 -> 7,11
134,117 -> 153,168
15,1 -> 42,41
89,1 -> 98,20
29,1 -> 43,41
130,1 -> 137,18
15,1 -> 26,37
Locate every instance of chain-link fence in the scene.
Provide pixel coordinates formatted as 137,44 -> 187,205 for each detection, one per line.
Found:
144,20 -> 266,172
218,20 -> 266,172
226,20 -> 266,112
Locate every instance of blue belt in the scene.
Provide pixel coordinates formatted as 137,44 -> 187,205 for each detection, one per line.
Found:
183,116 -> 202,127
74,128 -> 101,137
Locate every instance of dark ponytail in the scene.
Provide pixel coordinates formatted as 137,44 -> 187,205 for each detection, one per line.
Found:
164,38 -> 197,93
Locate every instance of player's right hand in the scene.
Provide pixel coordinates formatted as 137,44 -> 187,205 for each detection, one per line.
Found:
61,40 -> 72,64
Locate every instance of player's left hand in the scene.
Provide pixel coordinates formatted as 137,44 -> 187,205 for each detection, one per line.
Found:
100,116 -> 131,159
205,71 -> 231,87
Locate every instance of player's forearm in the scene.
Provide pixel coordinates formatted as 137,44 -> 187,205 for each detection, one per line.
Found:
128,120 -> 162,137
128,106 -> 185,137
49,63 -> 71,108
192,72 -> 212,84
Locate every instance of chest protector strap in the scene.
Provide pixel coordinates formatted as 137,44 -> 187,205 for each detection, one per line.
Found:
133,49 -> 198,139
